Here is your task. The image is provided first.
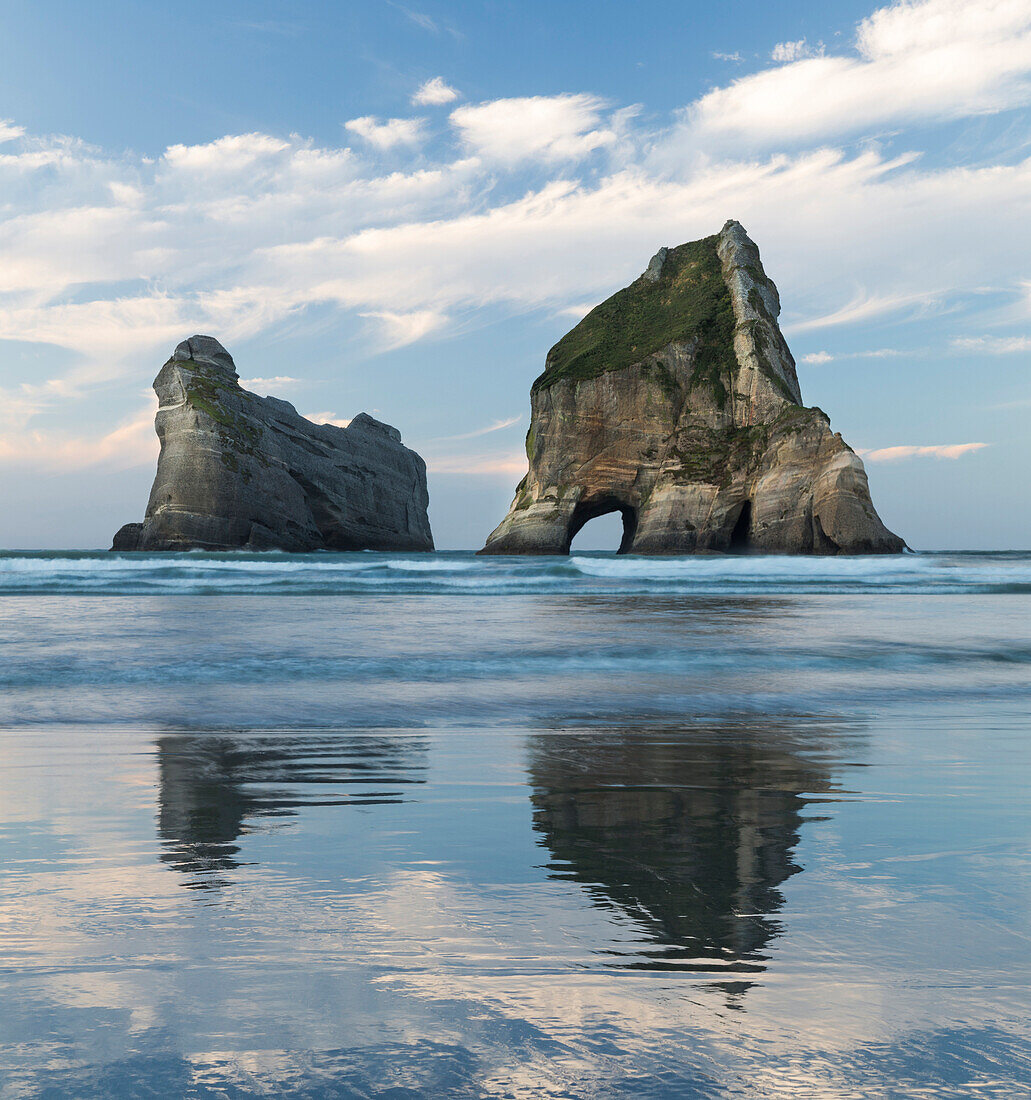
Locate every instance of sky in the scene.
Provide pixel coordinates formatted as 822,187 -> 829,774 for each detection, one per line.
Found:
0,0 -> 1029,550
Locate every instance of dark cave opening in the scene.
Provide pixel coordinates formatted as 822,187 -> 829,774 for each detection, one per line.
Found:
728,501 -> 752,553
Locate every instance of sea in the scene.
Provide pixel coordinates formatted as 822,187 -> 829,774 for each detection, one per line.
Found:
1,549 -> 1029,1098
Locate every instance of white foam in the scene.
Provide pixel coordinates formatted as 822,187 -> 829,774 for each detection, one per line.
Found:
385,559 -> 477,572
568,553 -> 1031,587
2,550 -> 1030,595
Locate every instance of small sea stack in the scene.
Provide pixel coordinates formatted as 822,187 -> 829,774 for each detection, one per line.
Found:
112,335 -> 433,552
481,220 -> 904,555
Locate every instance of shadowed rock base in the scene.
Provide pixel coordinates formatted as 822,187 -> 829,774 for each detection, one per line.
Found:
113,336 -> 433,552
481,221 -> 904,556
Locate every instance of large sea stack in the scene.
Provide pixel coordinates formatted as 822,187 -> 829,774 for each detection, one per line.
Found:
481,221 -> 904,555
112,336 -> 433,552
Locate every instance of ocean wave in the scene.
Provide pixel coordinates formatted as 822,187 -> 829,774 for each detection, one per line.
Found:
1,550 -> 1030,596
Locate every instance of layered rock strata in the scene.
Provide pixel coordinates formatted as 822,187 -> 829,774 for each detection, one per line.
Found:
112,336 -> 432,552
481,221 -> 903,555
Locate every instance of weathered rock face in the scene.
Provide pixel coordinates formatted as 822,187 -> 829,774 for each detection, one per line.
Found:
481,221 -> 904,555
112,336 -> 433,552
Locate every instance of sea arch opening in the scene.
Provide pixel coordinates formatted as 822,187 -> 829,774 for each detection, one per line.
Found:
565,496 -> 638,555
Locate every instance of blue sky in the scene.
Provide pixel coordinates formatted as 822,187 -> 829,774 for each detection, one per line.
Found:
0,0 -> 1029,549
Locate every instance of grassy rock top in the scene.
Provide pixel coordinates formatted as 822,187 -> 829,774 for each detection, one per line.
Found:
533,235 -> 736,392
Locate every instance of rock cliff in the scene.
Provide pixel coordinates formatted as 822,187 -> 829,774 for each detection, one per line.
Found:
112,336 -> 433,552
481,221 -> 904,555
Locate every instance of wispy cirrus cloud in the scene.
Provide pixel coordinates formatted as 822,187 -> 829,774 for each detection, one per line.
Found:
786,286 -> 943,334
423,449 -> 527,476
951,334 -> 1031,354
800,348 -> 906,364
358,309 -> 449,349
859,442 -> 989,462
430,415 -> 522,442
420,421 -> 526,476
386,2 -> 462,39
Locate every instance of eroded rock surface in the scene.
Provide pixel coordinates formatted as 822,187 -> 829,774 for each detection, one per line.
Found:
112,335 -> 432,552
481,221 -> 903,555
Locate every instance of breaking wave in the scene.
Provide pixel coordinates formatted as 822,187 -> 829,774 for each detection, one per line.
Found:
1,548 -> 1030,595
1,548 -> 1030,596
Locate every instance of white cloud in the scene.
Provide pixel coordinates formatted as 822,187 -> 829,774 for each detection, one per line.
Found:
951,334 -> 1031,353
358,309 -> 449,349
0,120 -> 25,143
239,376 -> 302,391
988,396 -> 1031,409
305,411 -> 351,428
344,116 -> 425,150
712,51 -> 742,62
0,400 -> 157,471
859,442 -> 989,461
771,38 -> 822,63
787,287 -> 942,334
682,0 -> 1031,147
0,291 -> 296,364
430,415 -> 522,442
392,4 -> 438,33
801,347 -> 907,365
412,77 -> 459,106
420,414 -> 528,474
0,295 -> 198,360
162,133 -> 290,173
557,302 -> 598,320
1,135 -> 1029,387
2,0 -> 1031,475
423,449 -> 528,475
450,94 -> 617,163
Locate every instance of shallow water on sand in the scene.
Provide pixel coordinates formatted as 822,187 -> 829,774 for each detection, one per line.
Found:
1,552 -> 1029,1097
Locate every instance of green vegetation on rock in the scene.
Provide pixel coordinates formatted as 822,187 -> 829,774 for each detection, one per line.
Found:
533,235 -> 736,394
773,404 -> 825,434
669,424 -> 769,486
640,357 -> 681,403
181,359 -> 266,465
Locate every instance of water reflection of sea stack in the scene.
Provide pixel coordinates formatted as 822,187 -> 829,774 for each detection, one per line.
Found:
527,720 -> 840,971
156,732 -> 427,887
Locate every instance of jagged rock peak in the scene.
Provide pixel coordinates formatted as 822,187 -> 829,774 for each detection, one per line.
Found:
480,222 -> 904,556
112,337 -> 433,553
172,334 -> 237,374
643,246 -> 669,283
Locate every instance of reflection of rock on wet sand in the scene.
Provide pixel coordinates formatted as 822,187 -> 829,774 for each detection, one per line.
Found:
528,719 -> 841,975
156,732 -> 427,887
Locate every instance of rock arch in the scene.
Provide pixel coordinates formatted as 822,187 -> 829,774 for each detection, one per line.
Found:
481,222 -> 904,556
565,496 -> 639,554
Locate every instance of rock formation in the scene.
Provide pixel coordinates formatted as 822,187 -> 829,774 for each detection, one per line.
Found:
481,221 -> 904,555
112,336 -> 433,552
